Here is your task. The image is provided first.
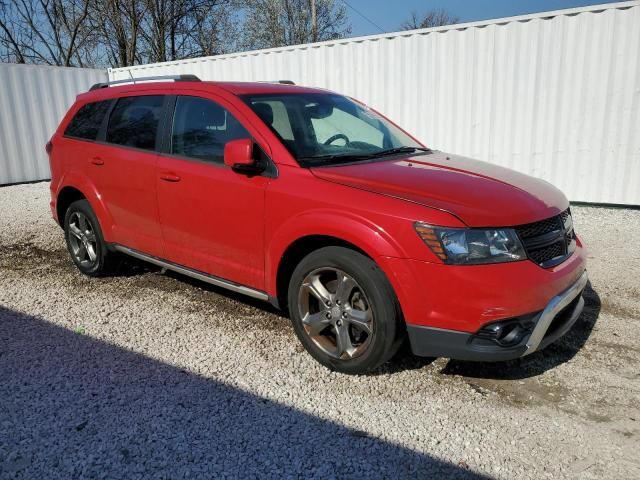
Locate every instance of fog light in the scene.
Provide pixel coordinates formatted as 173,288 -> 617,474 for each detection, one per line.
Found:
476,318 -> 535,347
499,324 -> 525,345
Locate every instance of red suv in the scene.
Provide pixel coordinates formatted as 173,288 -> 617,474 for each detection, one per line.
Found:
48,75 -> 587,373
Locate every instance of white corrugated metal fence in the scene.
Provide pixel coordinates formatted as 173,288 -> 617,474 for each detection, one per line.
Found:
0,64 -> 107,185
1,3 -> 637,204
110,1 -> 640,205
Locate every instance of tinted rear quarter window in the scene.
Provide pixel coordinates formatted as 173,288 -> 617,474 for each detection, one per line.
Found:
106,96 -> 164,151
64,100 -> 111,140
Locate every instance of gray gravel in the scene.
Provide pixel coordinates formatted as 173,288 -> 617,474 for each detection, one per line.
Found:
1,181 -> 639,479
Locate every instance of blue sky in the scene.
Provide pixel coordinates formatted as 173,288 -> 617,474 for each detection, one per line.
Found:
344,0 -> 619,36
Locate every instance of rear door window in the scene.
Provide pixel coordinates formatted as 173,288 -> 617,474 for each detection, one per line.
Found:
106,96 -> 164,151
171,96 -> 250,164
64,100 -> 112,140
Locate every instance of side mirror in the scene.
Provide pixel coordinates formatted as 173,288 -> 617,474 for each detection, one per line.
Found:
224,138 -> 263,175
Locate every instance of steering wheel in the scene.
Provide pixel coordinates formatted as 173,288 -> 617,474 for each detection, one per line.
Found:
324,133 -> 350,146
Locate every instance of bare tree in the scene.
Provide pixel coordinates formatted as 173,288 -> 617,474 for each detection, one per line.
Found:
400,8 -> 459,30
4,0 -> 343,67
87,0 -> 146,67
241,0 -> 350,50
1,0 -> 241,67
191,2 -> 242,57
0,0 -> 95,66
0,1 -> 25,62
138,0 -> 238,64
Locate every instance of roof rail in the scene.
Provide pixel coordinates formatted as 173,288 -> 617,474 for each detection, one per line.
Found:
89,74 -> 201,91
258,80 -> 296,85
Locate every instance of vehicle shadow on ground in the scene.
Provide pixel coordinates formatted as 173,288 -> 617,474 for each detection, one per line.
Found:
440,282 -> 601,380
0,307 -> 488,479
115,259 -> 285,316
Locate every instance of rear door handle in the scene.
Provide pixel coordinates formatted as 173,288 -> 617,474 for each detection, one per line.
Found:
160,172 -> 181,182
90,157 -> 104,166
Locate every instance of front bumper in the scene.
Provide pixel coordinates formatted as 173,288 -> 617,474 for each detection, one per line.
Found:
407,270 -> 588,361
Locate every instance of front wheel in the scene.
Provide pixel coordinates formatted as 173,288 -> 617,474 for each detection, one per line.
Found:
288,247 -> 403,374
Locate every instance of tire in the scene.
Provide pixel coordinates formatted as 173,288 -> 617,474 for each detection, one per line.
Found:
63,199 -> 119,276
288,246 -> 403,374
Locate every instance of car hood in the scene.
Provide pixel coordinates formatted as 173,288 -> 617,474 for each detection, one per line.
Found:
310,151 -> 569,227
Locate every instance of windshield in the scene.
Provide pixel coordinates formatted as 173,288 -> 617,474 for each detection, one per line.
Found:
241,93 -> 426,166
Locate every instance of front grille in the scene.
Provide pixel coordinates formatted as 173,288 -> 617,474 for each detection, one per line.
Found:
528,241 -> 564,265
517,216 -> 562,239
516,208 -> 576,268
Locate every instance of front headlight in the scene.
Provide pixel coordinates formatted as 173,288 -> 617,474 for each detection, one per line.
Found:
414,222 -> 526,265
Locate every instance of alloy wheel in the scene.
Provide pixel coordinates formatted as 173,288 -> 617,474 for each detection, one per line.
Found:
68,211 -> 98,268
297,267 -> 374,360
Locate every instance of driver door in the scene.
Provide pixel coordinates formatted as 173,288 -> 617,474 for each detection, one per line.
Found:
156,95 -> 269,290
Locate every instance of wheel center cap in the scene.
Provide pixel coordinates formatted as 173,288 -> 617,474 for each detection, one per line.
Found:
330,306 -> 341,319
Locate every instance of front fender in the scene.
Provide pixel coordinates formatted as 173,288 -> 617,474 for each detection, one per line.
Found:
265,209 -> 408,295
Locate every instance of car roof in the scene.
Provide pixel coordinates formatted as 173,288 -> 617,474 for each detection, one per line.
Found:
209,81 -> 329,95
77,80 -> 331,103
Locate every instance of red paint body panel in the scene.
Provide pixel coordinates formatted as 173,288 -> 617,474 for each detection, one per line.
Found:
262,163 -> 466,296
156,155 -> 268,289
50,168 -> 115,238
92,143 -> 163,257
311,151 -> 570,227
49,80 -> 587,336
52,133 -> 163,256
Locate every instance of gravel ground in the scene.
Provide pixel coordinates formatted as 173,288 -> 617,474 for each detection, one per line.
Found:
0,181 -> 638,479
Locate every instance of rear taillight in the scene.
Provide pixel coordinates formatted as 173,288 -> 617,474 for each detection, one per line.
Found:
45,140 -> 53,155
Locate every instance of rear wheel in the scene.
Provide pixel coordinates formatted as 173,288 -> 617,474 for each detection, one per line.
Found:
64,199 -> 119,276
288,246 -> 402,374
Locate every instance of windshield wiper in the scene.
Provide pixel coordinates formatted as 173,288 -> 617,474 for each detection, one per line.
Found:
368,146 -> 432,158
299,153 -> 370,163
300,146 -> 431,164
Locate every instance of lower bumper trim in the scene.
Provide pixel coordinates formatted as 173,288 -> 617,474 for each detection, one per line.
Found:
523,270 -> 588,354
406,325 -> 528,361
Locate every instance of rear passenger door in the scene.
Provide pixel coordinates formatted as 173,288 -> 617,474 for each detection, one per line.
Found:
94,95 -> 167,257
156,94 -> 270,290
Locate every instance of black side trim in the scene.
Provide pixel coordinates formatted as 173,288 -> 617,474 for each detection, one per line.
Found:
97,99 -> 117,142
158,95 -> 177,154
406,325 -> 529,362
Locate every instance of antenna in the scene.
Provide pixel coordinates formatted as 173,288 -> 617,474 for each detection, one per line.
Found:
127,70 -> 136,84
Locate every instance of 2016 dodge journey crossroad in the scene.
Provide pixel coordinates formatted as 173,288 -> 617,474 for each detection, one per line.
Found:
48,75 -> 587,374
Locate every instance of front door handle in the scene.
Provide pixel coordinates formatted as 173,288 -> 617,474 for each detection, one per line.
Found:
160,172 -> 181,182
90,157 -> 104,166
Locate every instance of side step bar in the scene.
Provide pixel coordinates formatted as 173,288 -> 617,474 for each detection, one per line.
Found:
113,244 -> 269,301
